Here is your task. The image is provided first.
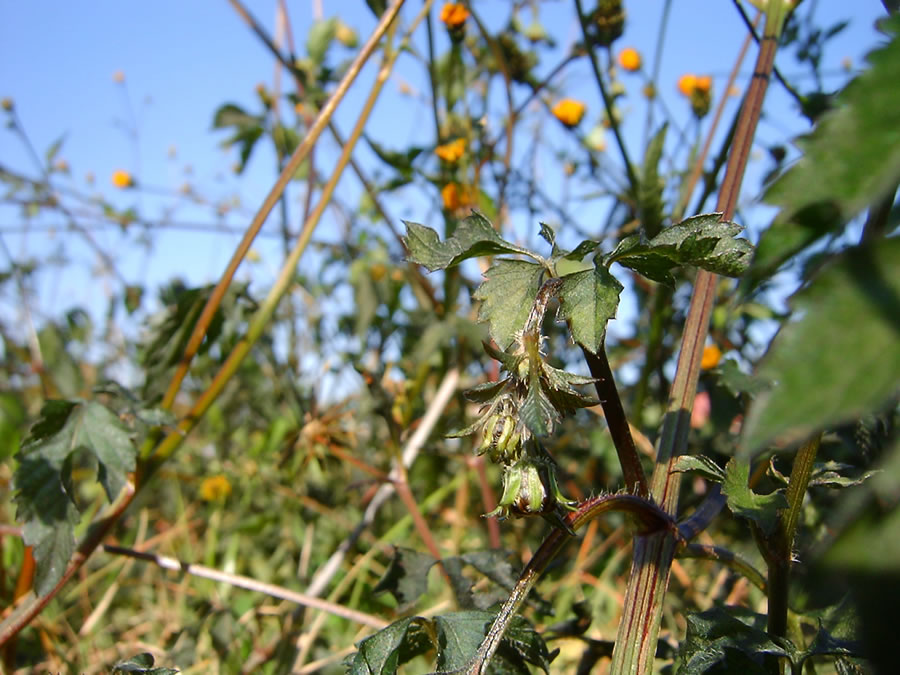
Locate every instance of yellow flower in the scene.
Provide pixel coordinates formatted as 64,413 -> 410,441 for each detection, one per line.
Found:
435,138 -> 466,163
695,75 -> 712,94
200,474 -> 232,501
552,99 -> 586,127
53,158 -> 69,173
440,3 -> 470,27
701,344 -> 722,370
618,47 -> 641,72
677,74 -> 698,97
441,182 -> 475,210
1,97 -> 13,111
111,169 -> 133,189
112,70 -> 125,84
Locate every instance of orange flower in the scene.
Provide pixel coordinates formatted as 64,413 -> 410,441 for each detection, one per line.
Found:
440,3 -> 470,27
552,98 -> 586,127
618,47 -> 641,72
441,182 -> 475,210
434,138 -> 466,162
695,75 -> 712,93
677,74 -> 698,97
111,169 -> 133,189
112,70 -> 125,84
701,344 -> 722,370
199,474 -> 232,501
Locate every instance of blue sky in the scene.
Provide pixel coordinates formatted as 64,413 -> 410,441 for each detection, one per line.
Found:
0,1 -> 889,358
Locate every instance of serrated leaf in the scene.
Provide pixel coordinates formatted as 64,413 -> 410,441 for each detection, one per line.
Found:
520,375 -> 559,437
751,15 -> 900,279
433,611 -> 551,673
741,239 -> 900,456
113,652 -> 180,674
638,123 -> 667,238
373,547 -> 437,607
463,379 -> 509,404
675,606 -> 788,674
348,616 -> 434,675
308,17 -> 338,64
15,400 -> 136,595
474,260 -> 545,349
557,264 -> 623,354
607,214 -> 754,286
403,212 -> 536,272
542,364 -> 599,414
722,459 -> 788,536
671,455 -> 726,483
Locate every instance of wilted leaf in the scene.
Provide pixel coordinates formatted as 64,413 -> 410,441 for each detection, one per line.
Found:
474,260 -> 545,349
403,212 -> 536,272
722,459 -> 787,537
607,213 -> 754,286
741,239 -> 900,456
557,264 -> 623,354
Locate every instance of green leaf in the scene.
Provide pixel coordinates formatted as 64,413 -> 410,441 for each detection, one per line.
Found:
373,547 -> 437,607
637,123 -> 667,238
520,375 -> 559,437
671,455 -> 726,483
751,15 -> 900,278
462,379 -> 509,404
212,103 -> 260,129
366,135 -> 424,174
403,212 -> 537,272
538,222 -> 555,248
348,616 -> 434,674
308,17 -> 338,64
715,360 -> 768,398
741,239 -> 900,456
722,459 -> 788,536
433,611 -> 551,673
0,391 -> 26,461
14,400 -> 136,595
45,134 -> 66,166
474,260 -> 545,349
674,606 -> 789,674
607,214 -> 754,286
113,652 -> 179,674
557,264 -> 623,354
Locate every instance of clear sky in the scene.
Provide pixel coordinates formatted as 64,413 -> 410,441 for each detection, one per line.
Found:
0,1 -> 889,356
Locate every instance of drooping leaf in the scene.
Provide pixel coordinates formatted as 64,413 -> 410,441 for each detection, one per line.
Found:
112,652 -> 179,675
373,547 -> 437,607
14,400 -> 136,595
463,379 -> 509,404
538,222 -> 556,248
674,606 -> 789,674
671,455 -> 726,483
403,212 -> 537,272
741,239 -> 900,456
347,616 -> 434,675
606,213 -> 754,286
637,123 -> 668,238
557,264 -> 623,354
474,260 -> 545,350
722,459 -> 788,537
751,15 -> 900,279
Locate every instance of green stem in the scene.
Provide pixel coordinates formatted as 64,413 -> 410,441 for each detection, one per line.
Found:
767,433 -> 821,640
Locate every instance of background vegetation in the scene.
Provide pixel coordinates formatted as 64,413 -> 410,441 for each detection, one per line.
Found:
1,1 -> 898,673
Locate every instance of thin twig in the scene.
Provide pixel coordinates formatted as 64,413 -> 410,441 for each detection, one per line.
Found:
101,544 -> 387,629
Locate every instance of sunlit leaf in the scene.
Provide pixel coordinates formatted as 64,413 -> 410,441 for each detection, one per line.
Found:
404,212 -> 537,272
557,264 -> 623,354
474,260 -> 545,349
722,459 -> 787,536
